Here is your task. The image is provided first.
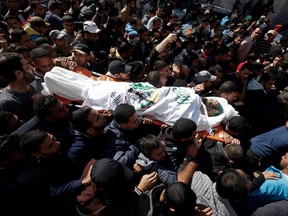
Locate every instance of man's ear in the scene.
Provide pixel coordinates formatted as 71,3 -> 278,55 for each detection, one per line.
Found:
119,122 -> 127,130
86,127 -> 95,136
15,70 -> 23,79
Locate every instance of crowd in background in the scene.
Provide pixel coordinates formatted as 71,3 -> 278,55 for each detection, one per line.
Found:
1,0 -> 288,215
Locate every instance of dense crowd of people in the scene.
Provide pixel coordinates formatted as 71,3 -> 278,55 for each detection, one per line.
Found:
1,0 -> 288,215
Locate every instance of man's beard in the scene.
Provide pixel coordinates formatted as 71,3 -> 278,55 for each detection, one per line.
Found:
23,71 -> 35,84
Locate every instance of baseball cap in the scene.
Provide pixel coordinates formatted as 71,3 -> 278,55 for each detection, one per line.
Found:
71,43 -> 90,55
90,158 -> 134,188
194,70 -> 217,83
49,30 -> 65,41
267,29 -> 276,36
108,60 -> 132,75
83,21 -> 101,34
29,16 -> 49,29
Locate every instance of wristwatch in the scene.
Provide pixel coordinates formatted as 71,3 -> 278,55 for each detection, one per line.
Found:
184,155 -> 193,162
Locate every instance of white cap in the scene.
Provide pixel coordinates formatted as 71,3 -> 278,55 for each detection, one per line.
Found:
83,21 -> 101,34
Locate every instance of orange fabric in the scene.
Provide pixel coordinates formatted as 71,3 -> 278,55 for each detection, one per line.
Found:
97,75 -> 120,82
198,124 -> 225,143
72,67 -> 97,80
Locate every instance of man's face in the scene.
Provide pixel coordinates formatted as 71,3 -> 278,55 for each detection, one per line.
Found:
121,112 -> 141,130
85,32 -> 99,43
280,152 -> 288,169
63,21 -> 75,35
273,57 -> 283,68
160,65 -> 171,78
44,46 -> 57,58
48,100 -> 70,121
5,0 -> 19,11
54,37 -> 66,48
153,20 -> 161,31
34,4 -> 46,18
73,51 -> 88,67
116,72 -> 130,81
239,68 -> 251,81
38,133 -> 61,157
223,91 -> 238,102
20,33 -> 35,50
6,18 -> 21,30
139,31 -> 149,42
263,80 -> 276,92
33,56 -> 54,74
150,141 -> 166,161
252,28 -> 262,40
20,56 -> 35,84
88,109 -> 107,136
234,36 -> 243,46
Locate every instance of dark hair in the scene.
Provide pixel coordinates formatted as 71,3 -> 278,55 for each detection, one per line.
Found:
153,60 -> 168,71
117,41 -> 131,55
30,1 -> 42,9
70,106 -> 92,133
10,28 -> 28,43
20,130 -> 48,153
34,37 -> 48,46
33,95 -> 58,119
147,71 -> 162,87
170,13 -> 178,19
30,47 -> 50,61
152,17 -> 161,24
48,0 -> 61,11
62,15 -> 74,23
172,118 -> 197,140
114,104 -> 136,124
3,14 -> 21,23
0,111 -> 14,135
139,134 -> 162,157
0,134 -> 22,162
219,81 -> 239,94
260,72 -> 276,83
216,168 -> 249,200
164,182 -> 196,215
224,144 -> 244,163
214,45 -> 230,56
137,25 -> 148,35
0,52 -> 23,82
209,64 -> 223,75
15,46 -> 29,54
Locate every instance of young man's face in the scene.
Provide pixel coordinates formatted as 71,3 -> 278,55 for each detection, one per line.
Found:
33,4 -> 46,18
87,109 -> 107,136
63,21 -> 75,35
6,18 -> 21,30
150,141 -> 166,161
54,37 -> 66,48
263,79 -> 276,92
153,20 -> 161,31
20,33 -> 35,50
33,56 -> 54,74
139,31 -> 149,42
273,56 -> 283,68
48,100 -> 70,121
73,51 -> 88,67
221,91 -> 238,102
121,112 -> 141,130
20,56 -> 35,84
5,0 -> 19,11
85,32 -> 99,43
38,133 -> 61,157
